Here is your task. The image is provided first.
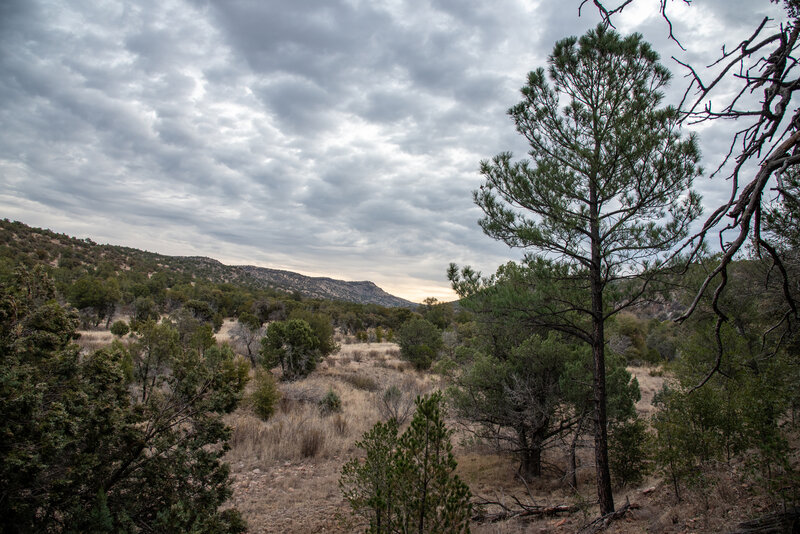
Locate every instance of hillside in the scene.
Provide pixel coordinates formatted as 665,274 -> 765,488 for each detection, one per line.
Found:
236,265 -> 412,307
0,219 -> 414,307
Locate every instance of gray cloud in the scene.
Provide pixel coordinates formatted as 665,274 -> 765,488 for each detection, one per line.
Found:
0,0 -> 787,302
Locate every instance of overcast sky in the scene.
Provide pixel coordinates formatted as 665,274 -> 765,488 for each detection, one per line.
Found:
0,0 -> 784,302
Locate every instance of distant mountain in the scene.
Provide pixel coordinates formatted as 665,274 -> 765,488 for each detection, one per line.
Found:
0,219 -> 415,308
236,265 -> 413,307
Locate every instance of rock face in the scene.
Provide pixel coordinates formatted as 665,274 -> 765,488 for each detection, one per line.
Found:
237,265 -> 414,308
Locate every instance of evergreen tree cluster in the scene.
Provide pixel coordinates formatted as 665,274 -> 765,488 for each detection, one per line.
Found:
0,266 -> 249,533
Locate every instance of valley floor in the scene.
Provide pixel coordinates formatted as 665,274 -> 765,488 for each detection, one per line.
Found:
76,324 -> 787,533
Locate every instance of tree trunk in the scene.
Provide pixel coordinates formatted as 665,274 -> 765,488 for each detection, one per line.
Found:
592,319 -> 614,515
589,171 -> 614,515
520,445 -> 543,479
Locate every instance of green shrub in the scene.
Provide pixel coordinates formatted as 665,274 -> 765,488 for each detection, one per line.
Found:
260,319 -> 319,380
320,388 -> 342,415
609,415 -> 651,488
109,320 -> 129,337
0,268 -> 247,533
251,369 -> 281,421
340,392 -> 472,533
397,317 -> 442,370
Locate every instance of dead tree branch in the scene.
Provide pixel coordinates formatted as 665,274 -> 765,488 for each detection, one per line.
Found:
472,495 -> 579,523
578,498 -> 638,533
580,1 -> 800,385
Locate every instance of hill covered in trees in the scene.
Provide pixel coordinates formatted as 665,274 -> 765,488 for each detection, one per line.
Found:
0,219 -> 414,308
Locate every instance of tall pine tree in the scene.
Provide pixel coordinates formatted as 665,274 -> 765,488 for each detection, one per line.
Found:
456,24 -> 701,514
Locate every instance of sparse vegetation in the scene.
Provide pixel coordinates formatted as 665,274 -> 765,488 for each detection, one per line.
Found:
379,384 -> 416,426
301,428 -> 325,458
2,61 -> 799,532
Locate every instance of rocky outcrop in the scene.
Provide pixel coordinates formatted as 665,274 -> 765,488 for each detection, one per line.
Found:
236,265 -> 414,307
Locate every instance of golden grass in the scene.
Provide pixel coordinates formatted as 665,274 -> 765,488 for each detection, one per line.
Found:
75,329 -> 117,353
627,365 -> 667,417
223,341 -> 442,532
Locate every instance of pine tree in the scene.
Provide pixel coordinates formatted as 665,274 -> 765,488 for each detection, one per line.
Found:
457,24 -> 701,514
340,393 -> 472,533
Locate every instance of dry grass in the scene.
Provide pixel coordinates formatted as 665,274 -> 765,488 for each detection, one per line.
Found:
71,324 -> 789,534
339,372 -> 379,391
224,341 -> 440,532
216,318 -> 238,344
628,365 -> 666,417
75,329 -> 118,353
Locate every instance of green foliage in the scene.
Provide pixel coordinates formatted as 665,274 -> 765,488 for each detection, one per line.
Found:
260,318 -> 321,380
652,307 -> 798,502
67,275 -> 121,327
421,297 -> 455,330
251,368 -> 280,421
645,319 -> 678,361
109,319 -> 129,337
608,416 -> 650,488
652,384 -> 717,500
86,489 -> 114,532
0,267 -> 247,533
397,317 -> 442,370
0,219 -> 413,352
448,260 -> 641,481
132,296 -> 160,326
450,333 -> 582,478
607,313 -> 660,363
430,354 -> 458,378
341,419 -> 399,532
184,298 -> 215,323
340,393 -> 472,533
474,25 -> 701,270
320,388 -> 343,415
766,168 -> 800,251
238,311 -> 261,331
289,309 -> 339,357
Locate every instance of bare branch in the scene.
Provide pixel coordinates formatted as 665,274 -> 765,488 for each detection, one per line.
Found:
578,0 -> 800,387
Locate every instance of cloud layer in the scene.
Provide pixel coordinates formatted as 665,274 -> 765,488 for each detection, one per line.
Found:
0,0 -> 783,301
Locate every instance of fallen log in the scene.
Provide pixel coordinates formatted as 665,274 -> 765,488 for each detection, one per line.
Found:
728,507 -> 800,534
472,495 -> 579,523
578,498 -> 639,533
